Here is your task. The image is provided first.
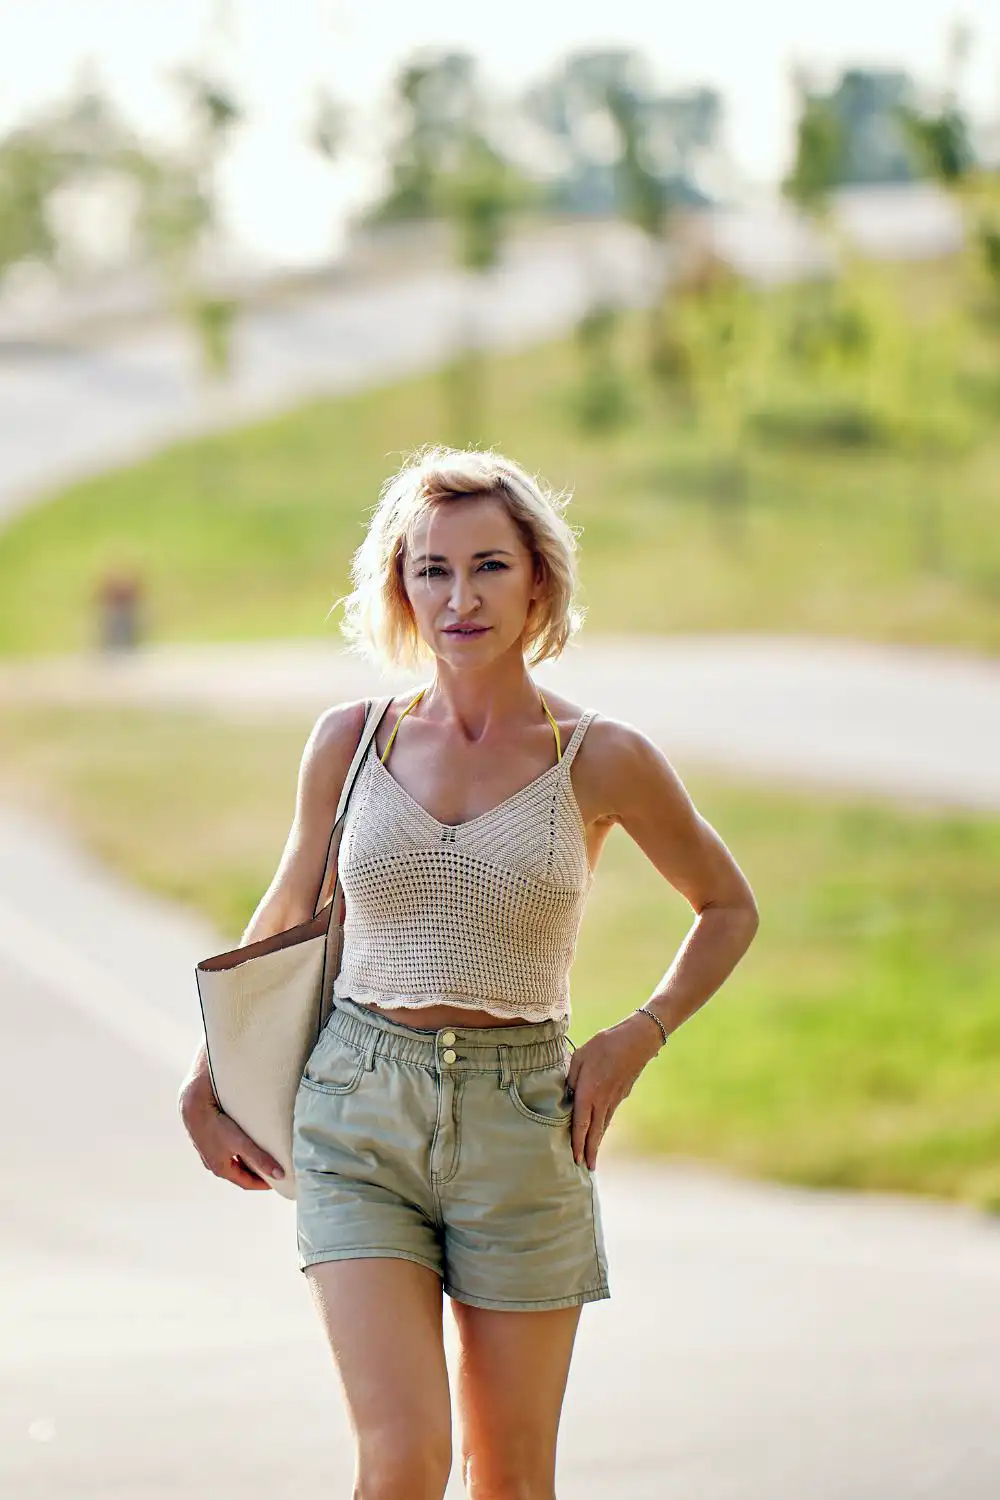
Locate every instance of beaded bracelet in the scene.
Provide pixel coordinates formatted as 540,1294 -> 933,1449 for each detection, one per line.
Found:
634,1004 -> 669,1048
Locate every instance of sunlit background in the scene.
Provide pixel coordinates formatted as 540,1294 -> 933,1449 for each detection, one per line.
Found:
2,3 -> 1000,1496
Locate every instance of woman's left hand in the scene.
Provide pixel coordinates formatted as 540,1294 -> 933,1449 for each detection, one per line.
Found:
566,1014 -> 663,1169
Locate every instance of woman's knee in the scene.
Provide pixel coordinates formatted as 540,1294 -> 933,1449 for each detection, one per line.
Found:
461,1451 -> 555,1500
356,1426 -> 452,1500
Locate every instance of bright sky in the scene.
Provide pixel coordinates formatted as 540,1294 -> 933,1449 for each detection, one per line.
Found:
2,0 -> 998,266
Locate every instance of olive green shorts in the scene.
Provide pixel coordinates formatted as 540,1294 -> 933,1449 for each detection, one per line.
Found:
292,996 -> 610,1312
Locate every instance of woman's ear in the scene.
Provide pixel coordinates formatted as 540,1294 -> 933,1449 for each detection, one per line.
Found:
530,553 -> 546,601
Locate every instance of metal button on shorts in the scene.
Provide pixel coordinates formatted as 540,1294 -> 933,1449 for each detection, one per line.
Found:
292,996 -> 610,1312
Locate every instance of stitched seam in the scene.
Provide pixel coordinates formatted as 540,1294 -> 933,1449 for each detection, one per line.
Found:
434,1076 -> 466,1186
587,1168 -> 604,1281
428,1071 -> 448,1194
301,1248 -> 442,1273
446,1283 -> 609,1310
506,1080 -> 573,1128
298,1062 -> 365,1096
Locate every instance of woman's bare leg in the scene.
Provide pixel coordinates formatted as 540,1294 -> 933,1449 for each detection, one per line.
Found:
451,1301 -> 582,1499
306,1259 -> 453,1500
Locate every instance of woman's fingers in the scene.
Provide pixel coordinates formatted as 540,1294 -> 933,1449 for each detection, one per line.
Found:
583,1107 -> 610,1171
198,1112 -> 284,1191
570,1091 -> 592,1166
221,1154 -> 276,1191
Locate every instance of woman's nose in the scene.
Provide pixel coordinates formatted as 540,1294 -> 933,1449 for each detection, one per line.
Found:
449,572 -> 480,613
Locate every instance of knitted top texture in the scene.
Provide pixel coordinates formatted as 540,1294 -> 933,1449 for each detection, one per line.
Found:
332,710 -> 596,1021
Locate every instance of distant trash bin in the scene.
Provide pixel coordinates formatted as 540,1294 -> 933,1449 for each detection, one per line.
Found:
96,570 -> 144,653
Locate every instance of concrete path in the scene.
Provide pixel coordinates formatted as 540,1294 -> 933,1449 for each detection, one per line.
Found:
1,800 -> 999,1499
0,223 -> 647,527
4,631 -> 1000,811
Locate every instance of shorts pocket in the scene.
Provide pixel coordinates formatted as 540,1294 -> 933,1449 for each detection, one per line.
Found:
300,1033 -> 367,1096
507,1065 -> 574,1127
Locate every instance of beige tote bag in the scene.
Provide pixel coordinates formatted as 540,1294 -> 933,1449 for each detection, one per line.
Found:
195,695 -> 394,1200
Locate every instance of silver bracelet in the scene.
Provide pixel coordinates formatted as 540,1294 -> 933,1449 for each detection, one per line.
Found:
634,1004 -> 669,1049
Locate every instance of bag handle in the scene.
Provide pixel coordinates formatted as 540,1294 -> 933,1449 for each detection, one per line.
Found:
311,693 -> 395,920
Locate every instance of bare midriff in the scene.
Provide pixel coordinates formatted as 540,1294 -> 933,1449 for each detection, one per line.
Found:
367,1001 -> 532,1030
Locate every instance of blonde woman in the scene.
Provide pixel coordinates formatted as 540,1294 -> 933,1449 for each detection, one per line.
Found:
179,447 -> 758,1500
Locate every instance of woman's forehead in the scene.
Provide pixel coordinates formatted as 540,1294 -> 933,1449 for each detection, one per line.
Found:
407,496 -> 523,553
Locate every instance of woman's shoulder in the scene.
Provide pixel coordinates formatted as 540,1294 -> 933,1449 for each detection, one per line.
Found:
298,697 -> 373,800
536,687 -> 649,763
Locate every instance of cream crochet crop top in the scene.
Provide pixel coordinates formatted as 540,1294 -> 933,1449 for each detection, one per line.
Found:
332,689 -> 596,1022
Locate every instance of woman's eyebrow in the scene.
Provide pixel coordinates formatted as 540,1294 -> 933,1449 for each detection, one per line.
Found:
412,548 -> 515,562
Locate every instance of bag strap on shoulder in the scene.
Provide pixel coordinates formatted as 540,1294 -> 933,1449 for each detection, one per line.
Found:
311,694 -> 395,918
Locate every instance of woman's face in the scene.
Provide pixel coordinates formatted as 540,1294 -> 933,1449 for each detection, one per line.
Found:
402,496 -> 542,666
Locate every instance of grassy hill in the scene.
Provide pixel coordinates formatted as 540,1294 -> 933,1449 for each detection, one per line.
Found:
1,257 -> 999,656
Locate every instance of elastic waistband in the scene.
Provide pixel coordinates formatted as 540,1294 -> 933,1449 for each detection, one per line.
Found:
329,995 -> 569,1075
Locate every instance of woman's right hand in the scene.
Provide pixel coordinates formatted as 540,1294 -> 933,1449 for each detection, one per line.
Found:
178,1074 -> 285,1191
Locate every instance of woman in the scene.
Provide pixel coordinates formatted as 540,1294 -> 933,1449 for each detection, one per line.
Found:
179,446 -> 758,1500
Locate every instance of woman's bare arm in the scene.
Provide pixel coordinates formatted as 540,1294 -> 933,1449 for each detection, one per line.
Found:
177,699 -> 368,1188
568,718 -> 760,1167
240,698 -> 369,945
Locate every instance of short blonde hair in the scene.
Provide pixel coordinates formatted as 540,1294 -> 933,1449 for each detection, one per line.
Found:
336,446 -> 585,669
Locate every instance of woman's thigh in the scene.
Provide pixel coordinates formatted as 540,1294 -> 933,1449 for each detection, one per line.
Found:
451,1300 -> 582,1496
306,1258 -> 453,1494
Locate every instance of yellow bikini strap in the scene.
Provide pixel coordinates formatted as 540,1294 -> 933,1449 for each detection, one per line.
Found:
381,686 -> 561,764
380,687 -> 426,765
538,691 -> 562,762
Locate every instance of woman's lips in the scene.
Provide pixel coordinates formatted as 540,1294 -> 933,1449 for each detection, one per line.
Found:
444,625 -> 489,635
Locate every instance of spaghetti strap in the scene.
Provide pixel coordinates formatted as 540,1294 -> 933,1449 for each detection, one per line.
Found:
560,710 -> 596,769
380,687 -> 426,766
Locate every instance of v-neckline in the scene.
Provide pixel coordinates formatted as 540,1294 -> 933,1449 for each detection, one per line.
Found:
370,741 -> 564,832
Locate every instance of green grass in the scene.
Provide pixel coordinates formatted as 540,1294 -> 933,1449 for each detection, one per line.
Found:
2,285 -> 1000,656
3,700 -> 999,1209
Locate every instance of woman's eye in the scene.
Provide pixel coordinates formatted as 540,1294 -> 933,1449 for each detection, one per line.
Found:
415,561 -> 507,578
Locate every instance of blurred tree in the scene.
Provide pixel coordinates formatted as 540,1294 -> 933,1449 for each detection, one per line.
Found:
783,73 -> 843,214
366,49 -> 532,442
521,50 -> 718,216
523,50 -> 721,386
120,65 -> 246,498
438,127 -> 532,444
784,65 -> 922,206
366,51 -> 480,223
898,22 -> 976,187
0,72 -> 135,286
669,271 -> 765,547
135,66 -> 243,389
0,131 -> 62,278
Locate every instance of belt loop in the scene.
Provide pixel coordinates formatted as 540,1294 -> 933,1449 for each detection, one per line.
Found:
497,1044 -> 513,1090
364,1031 -> 379,1071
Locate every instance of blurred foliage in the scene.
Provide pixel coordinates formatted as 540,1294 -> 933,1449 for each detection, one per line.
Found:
0,131 -> 63,273
2,249 -> 1000,657
366,50 -> 536,443
570,300 -> 632,433
521,48 -> 720,217
3,701 -> 1000,1208
784,66 -> 921,208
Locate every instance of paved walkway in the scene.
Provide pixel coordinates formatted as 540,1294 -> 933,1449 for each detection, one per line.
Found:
4,631 -> 1000,810
1,800 -> 999,1499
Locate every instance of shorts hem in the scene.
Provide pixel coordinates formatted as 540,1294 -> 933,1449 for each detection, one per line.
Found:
444,1282 -> 611,1312
299,1247 -> 443,1278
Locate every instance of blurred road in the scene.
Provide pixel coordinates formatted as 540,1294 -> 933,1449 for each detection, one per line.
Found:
3,631 -> 1000,811
2,801 -> 1000,1499
0,223 -> 648,527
